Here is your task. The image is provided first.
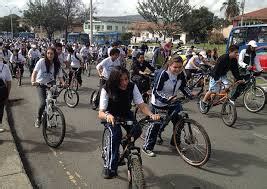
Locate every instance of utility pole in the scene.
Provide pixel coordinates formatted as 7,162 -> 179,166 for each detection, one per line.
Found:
5,6 -> 17,39
241,0 -> 246,26
90,0 -> 93,45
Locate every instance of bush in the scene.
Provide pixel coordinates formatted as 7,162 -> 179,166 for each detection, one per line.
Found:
208,32 -> 225,44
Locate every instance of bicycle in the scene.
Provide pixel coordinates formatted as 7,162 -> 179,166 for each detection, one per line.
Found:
90,77 -> 106,110
198,81 -> 238,127
14,63 -> 24,86
34,80 -> 66,148
240,69 -> 266,113
139,96 -> 211,167
69,67 -> 81,91
101,118 -> 145,188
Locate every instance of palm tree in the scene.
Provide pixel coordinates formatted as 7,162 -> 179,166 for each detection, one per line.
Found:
220,0 -> 240,21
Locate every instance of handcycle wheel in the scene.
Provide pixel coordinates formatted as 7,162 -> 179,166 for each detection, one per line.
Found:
42,106 -> 66,148
129,156 -> 145,189
243,86 -> 266,113
63,88 -> 79,108
221,100 -> 237,127
101,127 -> 111,166
173,118 -> 211,167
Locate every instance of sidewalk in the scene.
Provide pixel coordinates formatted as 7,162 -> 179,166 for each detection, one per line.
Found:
0,105 -> 32,189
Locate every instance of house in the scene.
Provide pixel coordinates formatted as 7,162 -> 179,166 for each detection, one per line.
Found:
232,7 -> 267,27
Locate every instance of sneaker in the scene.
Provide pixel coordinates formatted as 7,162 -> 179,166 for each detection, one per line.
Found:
0,128 -> 5,133
142,148 -> 156,157
34,119 -> 41,128
102,168 -> 117,179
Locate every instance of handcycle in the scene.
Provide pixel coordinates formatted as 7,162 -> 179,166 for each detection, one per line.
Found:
138,96 -> 211,167
101,118 -> 145,188
198,80 -> 240,126
33,80 -> 66,148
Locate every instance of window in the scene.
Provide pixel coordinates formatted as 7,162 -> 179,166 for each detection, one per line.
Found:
115,26 -> 118,31
95,25 -> 101,31
122,26 -> 125,31
102,25 -> 104,31
84,24 -> 88,29
107,25 -> 112,30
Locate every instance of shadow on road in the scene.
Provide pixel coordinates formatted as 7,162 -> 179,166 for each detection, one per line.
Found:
202,149 -> 267,177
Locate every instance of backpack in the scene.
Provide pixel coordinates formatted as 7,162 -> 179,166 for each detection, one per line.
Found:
0,64 -> 8,103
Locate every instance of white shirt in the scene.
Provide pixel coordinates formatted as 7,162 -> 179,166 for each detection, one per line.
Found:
58,52 -> 67,68
99,84 -> 144,110
80,46 -> 90,57
185,55 -> 202,69
67,53 -> 83,68
0,62 -> 12,84
28,49 -> 41,59
2,49 -> 13,63
96,57 -> 121,79
34,58 -> 63,84
10,54 -> 26,64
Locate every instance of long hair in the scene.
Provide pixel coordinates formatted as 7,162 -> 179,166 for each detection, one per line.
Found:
44,47 -> 60,77
105,66 -> 130,100
246,45 -> 256,57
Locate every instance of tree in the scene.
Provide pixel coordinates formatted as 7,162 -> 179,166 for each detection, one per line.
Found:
213,16 -> 230,29
0,14 -> 21,33
137,0 -> 191,38
220,0 -> 240,21
121,32 -> 133,45
181,7 -> 214,42
24,0 -> 65,40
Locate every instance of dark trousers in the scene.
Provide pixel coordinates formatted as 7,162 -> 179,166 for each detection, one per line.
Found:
69,67 -> 82,85
37,86 -> 47,120
143,102 -> 182,150
94,79 -> 106,107
103,112 -> 142,172
0,102 -> 5,124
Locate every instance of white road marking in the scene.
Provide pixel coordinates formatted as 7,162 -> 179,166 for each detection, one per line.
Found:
253,133 -> 267,140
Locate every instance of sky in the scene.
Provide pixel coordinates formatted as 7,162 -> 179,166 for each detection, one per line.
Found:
0,0 -> 266,18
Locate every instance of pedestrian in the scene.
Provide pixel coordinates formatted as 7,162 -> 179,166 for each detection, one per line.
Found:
0,38 -> 12,132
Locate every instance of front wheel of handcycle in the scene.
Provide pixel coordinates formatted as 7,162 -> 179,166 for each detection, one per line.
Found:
63,88 -> 79,108
42,106 -> 66,148
243,86 -> 266,113
173,118 -> 211,167
129,156 -> 145,189
221,100 -> 237,127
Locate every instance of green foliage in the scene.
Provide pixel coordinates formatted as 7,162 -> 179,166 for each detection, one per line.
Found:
121,32 -> 133,45
0,14 -> 21,33
220,0 -> 240,21
181,7 -> 214,42
137,0 -> 191,37
208,32 -> 225,44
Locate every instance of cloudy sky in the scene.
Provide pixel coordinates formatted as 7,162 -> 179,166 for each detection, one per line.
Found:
0,0 -> 266,18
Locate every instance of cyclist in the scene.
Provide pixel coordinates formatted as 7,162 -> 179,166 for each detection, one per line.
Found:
98,66 -> 160,179
2,44 -> 13,64
80,43 -> 91,67
238,40 -> 263,76
10,49 -> 26,77
31,47 -> 65,128
94,48 -> 121,110
28,43 -> 41,74
0,45 -> 12,133
66,46 -> 83,87
55,42 -> 68,68
131,52 -> 155,95
143,55 -> 193,157
152,41 -> 172,69
201,45 -> 243,106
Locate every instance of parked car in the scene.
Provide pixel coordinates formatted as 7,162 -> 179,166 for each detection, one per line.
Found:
257,47 -> 267,72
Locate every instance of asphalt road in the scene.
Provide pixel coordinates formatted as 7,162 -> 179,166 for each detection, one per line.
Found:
8,68 -> 267,189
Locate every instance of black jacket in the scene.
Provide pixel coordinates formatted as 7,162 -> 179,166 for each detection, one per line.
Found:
131,60 -> 155,76
211,54 -> 242,81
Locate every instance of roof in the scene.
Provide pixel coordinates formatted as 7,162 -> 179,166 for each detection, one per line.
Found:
233,7 -> 267,20
94,15 -> 145,24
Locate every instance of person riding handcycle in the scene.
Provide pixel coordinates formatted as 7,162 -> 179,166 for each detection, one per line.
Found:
98,66 -> 160,179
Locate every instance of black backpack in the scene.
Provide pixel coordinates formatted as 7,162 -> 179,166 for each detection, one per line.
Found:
0,64 -> 8,104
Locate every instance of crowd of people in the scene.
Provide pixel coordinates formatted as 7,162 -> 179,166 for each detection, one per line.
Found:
0,36 -> 264,180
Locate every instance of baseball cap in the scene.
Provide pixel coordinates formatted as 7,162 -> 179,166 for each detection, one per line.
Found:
199,51 -> 207,59
247,40 -> 257,48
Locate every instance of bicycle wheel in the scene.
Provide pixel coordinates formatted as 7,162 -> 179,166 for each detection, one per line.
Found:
129,156 -> 145,189
102,128 -> 111,166
243,86 -> 266,113
173,118 -> 211,167
221,100 -> 237,127
63,88 -> 79,108
16,68 -> 21,86
42,106 -> 66,148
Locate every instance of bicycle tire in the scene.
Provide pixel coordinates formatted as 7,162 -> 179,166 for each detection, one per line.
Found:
42,106 -> 66,148
243,86 -> 266,113
130,156 -> 145,189
87,64 -> 91,77
102,128 -> 111,166
90,90 -> 97,104
173,118 -> 211,167
221,100 -> 237,127
63,88 -> 79,108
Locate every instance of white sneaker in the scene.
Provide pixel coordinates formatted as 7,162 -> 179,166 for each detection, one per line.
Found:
0,128 -> 5,133
142,148 -> 156,157
34,119 -> 41,128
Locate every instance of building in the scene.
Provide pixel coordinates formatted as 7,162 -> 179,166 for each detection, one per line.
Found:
232,7 -> 267,27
